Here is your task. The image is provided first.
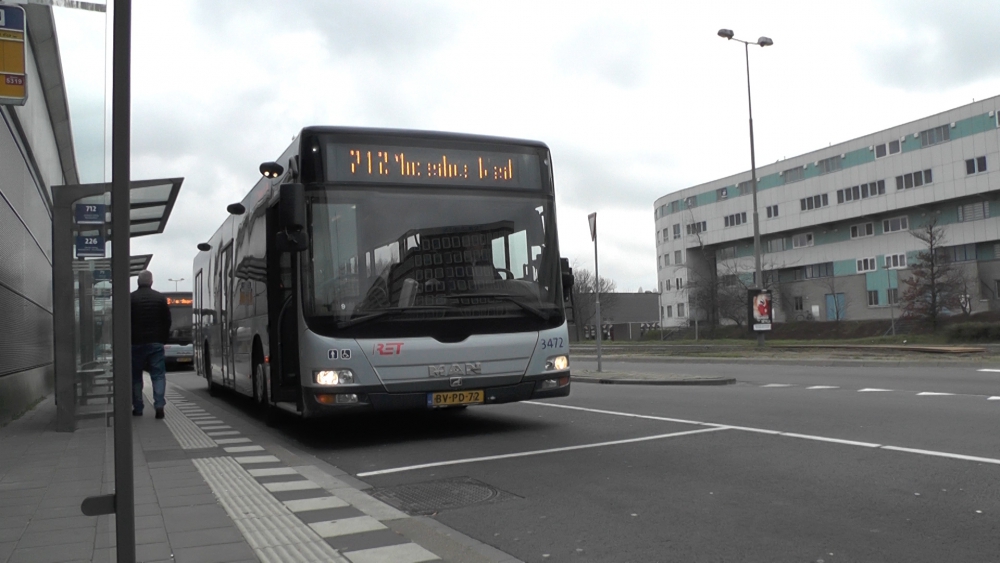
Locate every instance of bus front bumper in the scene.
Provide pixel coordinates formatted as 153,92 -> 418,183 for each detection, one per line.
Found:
301,375 -> 571,417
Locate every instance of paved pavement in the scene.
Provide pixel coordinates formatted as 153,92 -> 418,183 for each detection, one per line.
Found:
0,375 -> 518,563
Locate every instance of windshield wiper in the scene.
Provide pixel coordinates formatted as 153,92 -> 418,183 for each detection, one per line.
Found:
466,292 -> 553,321
337,305 -> 456,329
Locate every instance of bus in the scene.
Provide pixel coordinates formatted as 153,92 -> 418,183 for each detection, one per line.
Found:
162,292 -> 194,369
193,127 -> 572,419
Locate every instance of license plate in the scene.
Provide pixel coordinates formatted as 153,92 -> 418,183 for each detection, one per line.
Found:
428,390 -> 483,407
176,357 -> 192,363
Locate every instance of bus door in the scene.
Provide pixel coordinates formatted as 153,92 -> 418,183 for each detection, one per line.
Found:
220,244 -> 235,387
266,205 -> 301,405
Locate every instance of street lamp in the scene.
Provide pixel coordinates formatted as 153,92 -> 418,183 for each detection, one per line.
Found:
718,28 -> 772,347
168,278 -> 185,291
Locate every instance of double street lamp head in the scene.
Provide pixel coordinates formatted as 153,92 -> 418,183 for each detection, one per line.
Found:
717,28 -> 774,47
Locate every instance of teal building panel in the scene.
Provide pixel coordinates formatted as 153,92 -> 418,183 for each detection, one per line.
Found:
843,147 -> 875,168
953,114 -> 996,140
977,241 -> 997,261
757,173 -> 783,191
833,259 -> 856,277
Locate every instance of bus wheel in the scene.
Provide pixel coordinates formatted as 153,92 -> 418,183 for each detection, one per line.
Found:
253,359 -> 276,426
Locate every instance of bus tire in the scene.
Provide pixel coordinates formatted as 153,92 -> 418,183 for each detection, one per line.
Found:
252,354 -> 276,426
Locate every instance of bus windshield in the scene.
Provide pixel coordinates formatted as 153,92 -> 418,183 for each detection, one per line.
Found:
165,295 -> 193,345
302,187 -> 563,337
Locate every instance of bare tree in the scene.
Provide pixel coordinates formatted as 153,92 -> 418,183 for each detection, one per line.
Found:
900,219 -> 964,330
821,273 -> 847,322
570,262 -> 618,340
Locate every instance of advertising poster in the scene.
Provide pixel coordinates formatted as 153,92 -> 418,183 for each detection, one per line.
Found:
747,289 -> 772,331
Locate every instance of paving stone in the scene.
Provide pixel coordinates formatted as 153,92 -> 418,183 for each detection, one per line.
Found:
135,526 -> 169,545
168,525 -> 245,549
16,526 -> 95,548
7,540 -> 94,563
172,541 -> 257,563
25,515 -> 98,532
294,505 -> 366,525
134,514 -> 166,530
162,505 -> 230,534
135,541 -> 172,561
158,492 -> 220,508
323,528 -> 409,553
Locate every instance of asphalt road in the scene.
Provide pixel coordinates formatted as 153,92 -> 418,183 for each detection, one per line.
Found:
171,359 -> 1000,563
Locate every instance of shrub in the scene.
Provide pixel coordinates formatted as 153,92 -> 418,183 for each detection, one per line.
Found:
945,322 -> 998,342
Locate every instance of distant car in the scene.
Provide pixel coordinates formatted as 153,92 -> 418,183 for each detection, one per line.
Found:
163,343 -> 194,370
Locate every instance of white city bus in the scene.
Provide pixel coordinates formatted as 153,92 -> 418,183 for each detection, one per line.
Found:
193,127 -> 573,419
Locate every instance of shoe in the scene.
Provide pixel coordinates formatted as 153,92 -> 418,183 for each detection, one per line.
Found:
132,410 -> 142,416
155,408 -> 165,419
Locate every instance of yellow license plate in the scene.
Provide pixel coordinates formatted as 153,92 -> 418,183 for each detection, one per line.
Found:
428,390 -> 483,407
176,357 -> 192,363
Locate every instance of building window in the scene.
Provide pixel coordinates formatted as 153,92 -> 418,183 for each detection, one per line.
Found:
718,187 -> 729,200
766,238 -> 786,253
662,228 -> 669,241
800,194 -> 829,211
885,253 -> 906,269
677,303 -> 686,317
658,256 -> 663,269
685,196 -> 697,208
875,143 -> 887,158
666,305 -> 673,318
718,246 -> 736,260
724,212 -> 748,227
857,257 -> 877,273
940,243 -> 976,262
783,167 -> 805,183
889,139 -> 900,154
664,254 -> 670,266
887,288 -> 899,306
851,223 -> 874,239
867,290 -> 880,306
896,169 -> 933,190
736,180 -> 754,195
675,277 -> 684,289
958,201 -> 989,222
966,156 -> 987,175
803,262 -> 834,279
686,221 -> 708,235
882,216 -> 909,233
919,125 -> 950,147
675,250 -> 682,264
793,296 -> 804,311
838,180 -> 885,203
766,204 -> 778,218
673,224 -> 681,239
792,232 -> 814,248
817,156 -> 842,175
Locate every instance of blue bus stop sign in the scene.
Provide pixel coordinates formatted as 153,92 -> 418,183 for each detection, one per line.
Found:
93,269 -> 112,282
75,203 -> 106,224
75,234 -> 105,258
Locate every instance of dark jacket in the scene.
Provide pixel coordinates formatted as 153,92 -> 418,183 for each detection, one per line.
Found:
131,286 -> 172,345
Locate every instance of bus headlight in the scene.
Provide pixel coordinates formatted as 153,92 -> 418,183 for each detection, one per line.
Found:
314,369 -> 355,385
545,355 -> 569,371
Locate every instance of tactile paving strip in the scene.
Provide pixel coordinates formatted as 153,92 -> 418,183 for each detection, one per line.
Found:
142,381 -> 217,449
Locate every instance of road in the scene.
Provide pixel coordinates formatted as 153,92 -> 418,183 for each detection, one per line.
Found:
168,359 -> 1000,562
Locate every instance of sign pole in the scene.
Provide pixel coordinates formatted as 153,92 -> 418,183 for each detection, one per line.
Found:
589,213 -> 602,373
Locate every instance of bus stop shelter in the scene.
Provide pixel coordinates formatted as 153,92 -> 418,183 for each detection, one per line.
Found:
51,178 -> 182,432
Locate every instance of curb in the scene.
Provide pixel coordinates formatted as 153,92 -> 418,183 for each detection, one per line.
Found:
571,355 -> 995,369
572,375 -> 736,386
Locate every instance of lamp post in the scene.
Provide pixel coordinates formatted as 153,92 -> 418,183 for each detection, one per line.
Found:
718,28 -> 772,348
168,278 -> 185,291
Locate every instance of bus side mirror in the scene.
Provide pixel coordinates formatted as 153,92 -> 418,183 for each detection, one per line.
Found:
277,183 -> 308,252
560,257 -> 573,301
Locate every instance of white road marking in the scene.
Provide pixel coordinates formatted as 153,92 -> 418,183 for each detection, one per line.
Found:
310,516 -> 386,538
807,386 -> 839,390
263,480 -> 321,492
206,430 -> 240,436
977,369 -> 1000,372
356,427 -> 728,477
224,445 -> 265,453
283,496 -> 349,512
235,455 -> 281,464
761,384 -> 793,388
858,388 -> 893,392
989,397 -> 1000,401
214,438 -> 252,445
248,467 -> 298,477
524,401 -> 1000,468
917,392 -> 955,396
344,542 -> 440,563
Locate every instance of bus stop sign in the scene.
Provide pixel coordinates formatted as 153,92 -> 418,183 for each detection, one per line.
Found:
0,5 -> 27,106
75,234 -> 105,258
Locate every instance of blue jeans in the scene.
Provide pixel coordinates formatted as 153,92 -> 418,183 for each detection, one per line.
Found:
132,343 -> 166,412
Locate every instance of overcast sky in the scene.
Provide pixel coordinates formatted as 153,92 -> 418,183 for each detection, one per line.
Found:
52,0 -> 1000,293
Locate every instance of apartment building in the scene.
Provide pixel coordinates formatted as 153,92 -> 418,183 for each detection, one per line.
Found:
654,97 -> 1000,327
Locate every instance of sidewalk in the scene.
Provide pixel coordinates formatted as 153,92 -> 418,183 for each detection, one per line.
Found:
0,378 -> 519,563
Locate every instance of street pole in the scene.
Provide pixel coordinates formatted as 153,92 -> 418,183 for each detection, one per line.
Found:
719,29 -> 772,348
888,269 -> 896,336
111,1 -> 135,561
589,212 -> 602,372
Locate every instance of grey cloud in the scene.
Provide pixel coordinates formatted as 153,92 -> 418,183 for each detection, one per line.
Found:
191,0 -> 460,62
555,21 -> 650,88
866,0 -> 1000,88
553,143 -> 673,211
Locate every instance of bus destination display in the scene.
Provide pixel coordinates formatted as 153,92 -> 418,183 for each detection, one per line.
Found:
325,143 -> 542,189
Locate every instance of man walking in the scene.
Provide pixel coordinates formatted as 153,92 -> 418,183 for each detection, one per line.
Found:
131,270 -> 172,419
